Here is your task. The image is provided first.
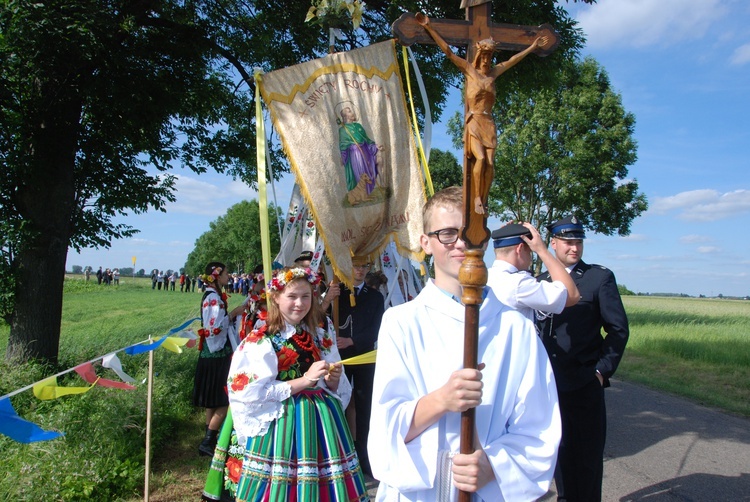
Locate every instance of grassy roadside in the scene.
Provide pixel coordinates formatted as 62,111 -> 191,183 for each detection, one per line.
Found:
619,296 -> 750,417
0,276 -> 245,501
1,280 -> 748,500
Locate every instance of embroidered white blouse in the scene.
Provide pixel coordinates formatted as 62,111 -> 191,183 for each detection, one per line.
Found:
227,321 -> 352,447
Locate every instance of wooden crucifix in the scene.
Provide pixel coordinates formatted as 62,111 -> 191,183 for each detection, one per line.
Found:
393,2 -> 559,500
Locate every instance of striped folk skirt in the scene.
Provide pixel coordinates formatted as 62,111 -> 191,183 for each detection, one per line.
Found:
235,387 -> 369,502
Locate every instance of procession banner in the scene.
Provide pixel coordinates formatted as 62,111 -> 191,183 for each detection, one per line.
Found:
258,40 -> 425,286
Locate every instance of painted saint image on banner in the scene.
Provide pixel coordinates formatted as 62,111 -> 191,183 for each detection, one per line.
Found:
337,102 -> 390,207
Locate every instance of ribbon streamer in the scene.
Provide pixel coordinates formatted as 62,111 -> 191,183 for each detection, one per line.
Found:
340,350 -> 377,365
255,68 -> 272,285
402,46 -> 434,196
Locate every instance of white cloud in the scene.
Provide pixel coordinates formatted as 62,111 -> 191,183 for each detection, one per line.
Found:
575,0 -> 727,49
620,233 -> 647,241
168,174 -> 257,216
650,189 -> 750,221
697,246 -> 721,253
227,179 -> 259,199
679,234 -> 711,243
650,189 -> 717,212
730,43 -> 750,65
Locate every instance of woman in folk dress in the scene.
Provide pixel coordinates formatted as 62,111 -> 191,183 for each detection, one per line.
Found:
228,267 -> 368,502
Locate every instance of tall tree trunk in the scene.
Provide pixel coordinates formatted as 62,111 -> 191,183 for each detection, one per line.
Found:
6,89 -> 81,364
7,237 -> 69,363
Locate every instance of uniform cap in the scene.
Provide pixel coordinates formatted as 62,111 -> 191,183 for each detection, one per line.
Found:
547,215 -> 586,240
491,223 -> 532,249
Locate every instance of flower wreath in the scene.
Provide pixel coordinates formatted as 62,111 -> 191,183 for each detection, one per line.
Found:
267,267 -> 321,292
200,266 -> 223,284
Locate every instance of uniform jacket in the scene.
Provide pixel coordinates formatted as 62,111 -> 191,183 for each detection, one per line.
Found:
337,283 -> 385,360
537,260 -> 629,392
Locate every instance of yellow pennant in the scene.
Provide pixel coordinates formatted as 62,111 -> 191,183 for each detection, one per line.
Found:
162,336 -> 191,354
33,376 -> 98,401
340,350 -> 377,366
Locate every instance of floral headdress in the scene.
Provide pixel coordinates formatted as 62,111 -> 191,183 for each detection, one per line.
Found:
201,266 -> 223,284
267,267 -> 321,292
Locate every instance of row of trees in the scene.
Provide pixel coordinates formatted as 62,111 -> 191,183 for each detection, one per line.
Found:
3,0 -> 628,364
431,56 -> 647,274
184,200 -> 283,277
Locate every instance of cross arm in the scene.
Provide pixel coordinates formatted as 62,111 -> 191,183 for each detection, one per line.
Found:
392,13 -> 559,57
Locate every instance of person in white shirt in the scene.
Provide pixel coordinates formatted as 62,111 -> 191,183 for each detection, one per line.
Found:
487,222 -> 580,321
368,187 -> 561,501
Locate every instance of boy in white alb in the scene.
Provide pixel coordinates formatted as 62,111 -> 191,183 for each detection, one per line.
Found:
368,187 -> 561,501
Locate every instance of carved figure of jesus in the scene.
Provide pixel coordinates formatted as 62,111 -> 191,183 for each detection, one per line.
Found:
416,13 -> 548,215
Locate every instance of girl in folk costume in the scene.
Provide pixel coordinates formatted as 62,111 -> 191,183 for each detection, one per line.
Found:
228,267 -> 369,502
193,262 -> 246,457
202,267 -> 269,501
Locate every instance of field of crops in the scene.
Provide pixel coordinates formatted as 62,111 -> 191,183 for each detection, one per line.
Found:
619,296 -> 750,416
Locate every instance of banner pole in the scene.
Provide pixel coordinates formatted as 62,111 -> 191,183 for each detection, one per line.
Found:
144,336 -> 154,502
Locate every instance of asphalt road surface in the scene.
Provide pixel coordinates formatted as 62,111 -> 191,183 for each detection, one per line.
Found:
367,379 -> 750,501
583,379 -> 750,501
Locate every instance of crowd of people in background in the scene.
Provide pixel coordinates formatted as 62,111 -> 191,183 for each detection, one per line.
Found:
80,265 -> 260,295
149,270 -> 202,292
83,266 -> 120,286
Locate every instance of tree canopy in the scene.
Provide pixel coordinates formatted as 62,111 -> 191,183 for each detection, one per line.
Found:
428,148 -> 464,193
184,200 -> 282,277
1,0 -> 588,362
447,56 -> 647,272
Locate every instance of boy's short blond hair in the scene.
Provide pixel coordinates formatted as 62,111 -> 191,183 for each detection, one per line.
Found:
422,186 -> 463,233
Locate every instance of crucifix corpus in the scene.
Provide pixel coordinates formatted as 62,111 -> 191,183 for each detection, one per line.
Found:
393,1 -> 559,499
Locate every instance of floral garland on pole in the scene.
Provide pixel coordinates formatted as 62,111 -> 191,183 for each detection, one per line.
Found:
305,0 -> 364,29
305,0 -> 365,52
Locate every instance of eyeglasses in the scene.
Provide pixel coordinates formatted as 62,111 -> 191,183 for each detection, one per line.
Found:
353,263 -> 371,270
426,227 -> 460,245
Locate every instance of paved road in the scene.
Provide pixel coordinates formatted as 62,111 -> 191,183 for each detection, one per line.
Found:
590,379 -> 750,501
367,379 -> 750,501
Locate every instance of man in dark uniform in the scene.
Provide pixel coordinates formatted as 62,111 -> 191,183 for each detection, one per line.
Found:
537,215 -> 629,502
325,255 -> 384,476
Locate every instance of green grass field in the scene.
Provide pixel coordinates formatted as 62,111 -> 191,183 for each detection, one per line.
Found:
0,280 -> 748,500
619,296 -> 750,416
0,276 -> 246,501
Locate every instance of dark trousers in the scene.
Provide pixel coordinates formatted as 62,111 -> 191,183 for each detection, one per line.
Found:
555,378 -> 606,502
348,364 -> 375,476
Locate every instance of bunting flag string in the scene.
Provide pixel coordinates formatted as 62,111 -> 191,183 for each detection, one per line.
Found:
33,376 -> 98,400
0,398 -> 64,444
0,317 -> 201,443
75,362 -> 137,390
102,352 -> 136,384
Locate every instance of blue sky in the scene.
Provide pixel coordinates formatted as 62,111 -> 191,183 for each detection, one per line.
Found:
67,0 -> 750,298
